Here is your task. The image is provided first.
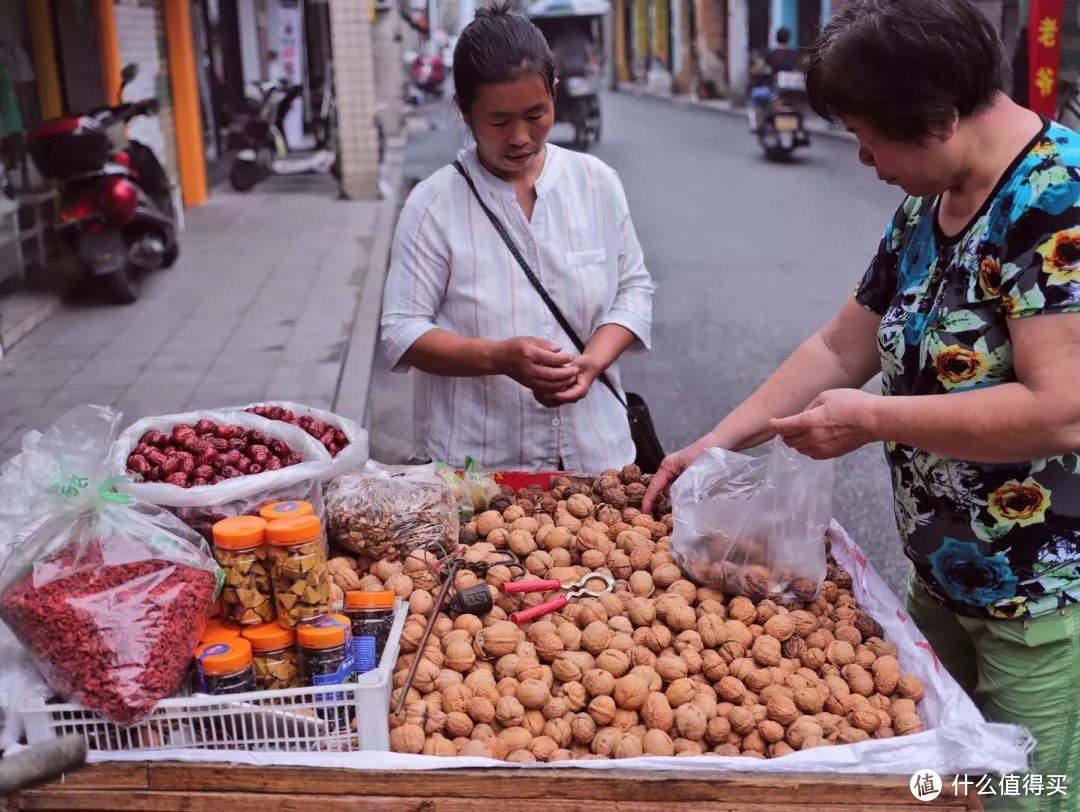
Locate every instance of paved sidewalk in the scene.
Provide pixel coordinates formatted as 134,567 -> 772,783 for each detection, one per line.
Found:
0,168 -> 399,463
616,82 -> 857,142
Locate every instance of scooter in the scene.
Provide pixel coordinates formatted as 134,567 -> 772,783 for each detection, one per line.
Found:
25,64 -> 180,304
410,51 -> 446,96
749,58 -> 810,162
229,80 -> 339,192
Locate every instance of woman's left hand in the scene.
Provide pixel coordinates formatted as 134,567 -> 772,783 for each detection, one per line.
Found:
533,354 -> 602,408
769,389 -> 881,459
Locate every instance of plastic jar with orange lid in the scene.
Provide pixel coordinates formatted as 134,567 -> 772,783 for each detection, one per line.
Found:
242,622 -> 301,690
267,515 -> 331,628
194,638 -> 256,695
345,591 -> 395,673
259,500 -> 315,522
296,614 -> 354,687
212,516 -> 274,625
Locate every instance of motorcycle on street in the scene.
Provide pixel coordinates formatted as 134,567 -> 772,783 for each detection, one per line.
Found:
229,80 -> 339,192
25,64 -> 180,304
749,53 -> 811,162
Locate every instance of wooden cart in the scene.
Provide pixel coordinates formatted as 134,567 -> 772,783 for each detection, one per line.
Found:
9,762 -> 983,810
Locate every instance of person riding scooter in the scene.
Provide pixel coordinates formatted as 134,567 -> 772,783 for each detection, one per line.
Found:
749,27 -> 799,133
748,26 -> 810,160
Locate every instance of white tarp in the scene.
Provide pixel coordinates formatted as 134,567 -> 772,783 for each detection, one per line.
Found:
59,521 -> 1033,775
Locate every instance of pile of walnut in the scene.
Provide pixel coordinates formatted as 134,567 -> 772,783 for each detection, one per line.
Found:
328,465 -> 926,762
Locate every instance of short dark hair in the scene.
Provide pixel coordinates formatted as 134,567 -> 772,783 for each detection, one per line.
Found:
775,27 -> 791,45
453,1 -> 557,114
804,0 -> 1007,142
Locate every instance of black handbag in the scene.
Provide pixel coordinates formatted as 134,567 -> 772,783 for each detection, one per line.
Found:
453,160 -> 666,473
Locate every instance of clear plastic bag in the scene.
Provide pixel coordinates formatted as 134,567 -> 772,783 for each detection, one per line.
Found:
670,439 -> 833,602
435,457 -> 501,521
0,406 -> 222,725
325,461 -> 459,559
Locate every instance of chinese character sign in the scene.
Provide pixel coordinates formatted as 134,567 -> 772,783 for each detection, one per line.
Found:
1028,0 -> 1064,117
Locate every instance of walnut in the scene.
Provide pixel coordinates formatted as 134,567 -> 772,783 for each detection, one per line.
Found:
652,563 -> 682,588
596,649 -> 632,677
581,621 -> 613,655
826,640 -> 856,667
842,664 -> 875,697
643,729 -> 676,756
666,604 -> 697,633
533,632 -> 565,663
613,674 -> 649,710
588,695 -> 617,726
717,675 -> 747,704
785,716 -> 824,750
543,717 -> 573,748
614,734 -> 644,759
591,726 -> 623,756
870,655 -> 901,695
849,708 -> 881,733
794,688 -> 825,715
751,635 -> 782,667
506,749 -> 536,763
516,679 -> 551,710
390,723 -> 425,754
893,710 -> 924,736
442,684 -> 472,714
476,621 -> 522,658
897,675 -> 925,702
566,494 -> 595,519
495,695 -> 525,727
466,696 -> 496,724
763,614 -> 795,642
583,667 -> 616,697
571,713 -> 597,744
674,704 -> 708,741
766,695 -> 799,725
667,677 -> 698,707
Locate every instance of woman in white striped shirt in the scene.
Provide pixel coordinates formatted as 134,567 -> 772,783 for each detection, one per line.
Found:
381,3 -> 654,472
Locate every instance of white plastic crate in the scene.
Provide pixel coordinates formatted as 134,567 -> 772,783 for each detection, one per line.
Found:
21,603 -> 407,754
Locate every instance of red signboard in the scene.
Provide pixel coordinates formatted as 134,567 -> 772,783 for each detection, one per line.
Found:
1028,0 -> 1064,117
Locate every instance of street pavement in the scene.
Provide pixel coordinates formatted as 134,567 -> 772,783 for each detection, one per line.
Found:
370,90 -> 913,594
0,174 -> 387,464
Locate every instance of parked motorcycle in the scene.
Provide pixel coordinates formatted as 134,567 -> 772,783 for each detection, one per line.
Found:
25,64 -> 179,303
409,51 -> 446,96
229,80 -> 339,192
749,54 -> 810,162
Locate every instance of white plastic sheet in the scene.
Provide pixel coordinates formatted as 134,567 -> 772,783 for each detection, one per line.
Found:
68,521 -> 1033,776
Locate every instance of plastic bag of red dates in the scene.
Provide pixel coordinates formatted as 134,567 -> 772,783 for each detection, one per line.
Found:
239,400 -> 368,475
0,405 -> 222,725
107,409 -> 334,542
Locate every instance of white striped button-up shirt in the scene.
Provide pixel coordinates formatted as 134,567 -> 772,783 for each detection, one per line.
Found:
380,144 -> 654,472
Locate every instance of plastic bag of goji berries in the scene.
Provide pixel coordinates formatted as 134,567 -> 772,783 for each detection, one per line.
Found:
0,405 -> 223,726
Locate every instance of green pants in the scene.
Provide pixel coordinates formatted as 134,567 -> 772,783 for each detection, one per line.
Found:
906,578 -> 1080,812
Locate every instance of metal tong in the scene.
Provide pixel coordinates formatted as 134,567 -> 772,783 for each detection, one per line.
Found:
502,572 -> 615,624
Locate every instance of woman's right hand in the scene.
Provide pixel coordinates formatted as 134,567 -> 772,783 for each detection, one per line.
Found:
642,437 -> 713,514
499,337 -> 580,394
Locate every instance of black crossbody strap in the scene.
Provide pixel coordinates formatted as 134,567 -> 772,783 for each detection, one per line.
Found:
453,159 -> 629,410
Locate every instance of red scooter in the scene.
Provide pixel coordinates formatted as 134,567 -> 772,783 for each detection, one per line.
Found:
410,52 -> 446,96
25,65 -> 180,304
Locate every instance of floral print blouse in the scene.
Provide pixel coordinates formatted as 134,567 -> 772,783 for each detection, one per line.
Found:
856,120 -> 1080,619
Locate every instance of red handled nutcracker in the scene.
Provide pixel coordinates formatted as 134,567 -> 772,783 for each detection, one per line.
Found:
502,573 -> 615,624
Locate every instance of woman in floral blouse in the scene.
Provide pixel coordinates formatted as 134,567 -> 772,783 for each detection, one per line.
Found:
646,0 -> 1078,805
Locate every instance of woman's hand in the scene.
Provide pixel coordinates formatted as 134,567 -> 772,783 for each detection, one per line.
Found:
499,337 -> 580,393
533,353 -> 603,408
642,437 -> 713,513
770,388 -> 881,459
